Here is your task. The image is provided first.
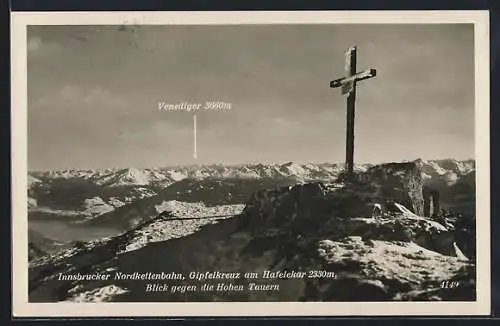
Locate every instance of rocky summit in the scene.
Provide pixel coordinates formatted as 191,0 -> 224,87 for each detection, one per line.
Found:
239,162 -> 425,234
28,160 -> 475,303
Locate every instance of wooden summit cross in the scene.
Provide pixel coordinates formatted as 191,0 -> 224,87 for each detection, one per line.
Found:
330,46 -> 376,179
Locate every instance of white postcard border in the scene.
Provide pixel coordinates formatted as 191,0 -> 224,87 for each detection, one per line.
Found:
11,10 -> 491,317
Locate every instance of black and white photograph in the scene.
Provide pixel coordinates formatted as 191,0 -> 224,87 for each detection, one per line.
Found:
11,11 -> 490,317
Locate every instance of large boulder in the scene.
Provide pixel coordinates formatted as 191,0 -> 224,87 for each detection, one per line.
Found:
349,162 -> 425,215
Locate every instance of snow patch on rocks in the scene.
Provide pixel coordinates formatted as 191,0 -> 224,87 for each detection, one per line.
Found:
68,285 -> 129,302
122,202 -> 245,253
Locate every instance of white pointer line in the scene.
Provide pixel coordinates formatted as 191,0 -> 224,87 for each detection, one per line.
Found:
193,114 -> 197,159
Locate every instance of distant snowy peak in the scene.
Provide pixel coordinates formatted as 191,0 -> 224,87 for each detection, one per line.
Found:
94,168 -> 179,187
427,161 -> 449,176
444,159 -> 475,175
94,168 -> 150,187
30,169 -> 110,180
279,162 -> 307,177
165,170 -> 187,182
82,197 -> 115,218
229,166 -> 261,179
416,159 -> 475,180
116,168 -> 151,186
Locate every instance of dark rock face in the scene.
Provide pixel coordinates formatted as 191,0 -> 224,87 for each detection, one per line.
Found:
416,159 -> 475,219
438,209 -> 476,260
239,182 -> 344,237
28,243 -> 47,261
28,230 -> 65,261
350,162 -> 425,215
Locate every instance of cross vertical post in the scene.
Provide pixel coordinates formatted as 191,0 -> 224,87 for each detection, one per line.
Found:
345,46 -> 357,177
330,46 -> 376,180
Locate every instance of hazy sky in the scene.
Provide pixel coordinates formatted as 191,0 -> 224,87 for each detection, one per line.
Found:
28,24 -> 474,170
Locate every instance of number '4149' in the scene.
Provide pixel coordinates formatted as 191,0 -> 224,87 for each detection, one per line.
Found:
440,280 -> 460,288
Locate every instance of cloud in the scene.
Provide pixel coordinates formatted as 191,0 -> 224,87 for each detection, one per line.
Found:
82,87 -> 126,107
27,36 -> 61,57
34,85 -> 127,112
27,36 -> 43,51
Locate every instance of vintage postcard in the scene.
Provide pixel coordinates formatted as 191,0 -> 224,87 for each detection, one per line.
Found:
11,11 -> 490,317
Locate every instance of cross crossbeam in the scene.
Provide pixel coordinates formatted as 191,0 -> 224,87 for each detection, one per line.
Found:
330,46 -> 376,179
330,68 -> 377,89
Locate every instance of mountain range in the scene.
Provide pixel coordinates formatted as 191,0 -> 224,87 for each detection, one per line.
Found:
28,159 -> 474,220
